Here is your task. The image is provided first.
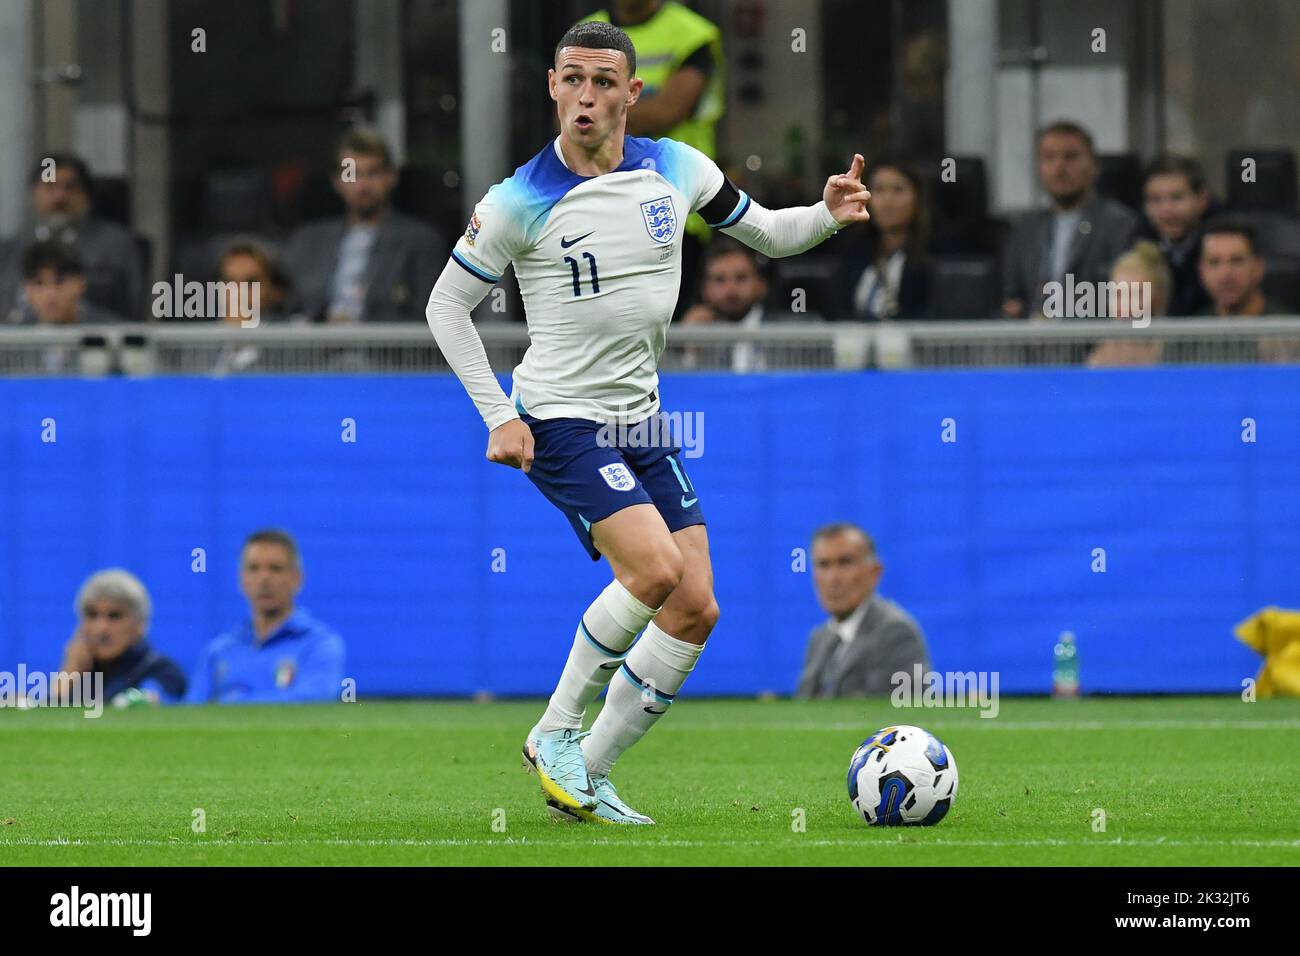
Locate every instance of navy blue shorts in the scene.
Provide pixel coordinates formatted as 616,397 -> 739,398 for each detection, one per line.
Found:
520,412 -> 706,561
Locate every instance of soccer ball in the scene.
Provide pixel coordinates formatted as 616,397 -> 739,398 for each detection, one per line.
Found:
847,725 -> 958,826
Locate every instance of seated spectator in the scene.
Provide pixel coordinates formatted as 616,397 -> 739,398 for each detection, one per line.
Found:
1002,120 -> 1141,318
1197,220 -> 1286,318
187,529 -> 345,703
1140,154 -> 1214,316
283,128 -> 440,323
19,242 -> 122,374
0,153 -> 142,321
830,156 -> 933,320
1086,241 -> 1171,368
57,569 -> 186,705
796,523 -> 929,698
210,238 -> 294,374
20,242 -> 124,326
1196,219 -> 1299,364
681,237 -> 794,372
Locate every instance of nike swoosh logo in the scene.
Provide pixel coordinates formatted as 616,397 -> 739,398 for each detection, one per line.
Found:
643,706 -> 666,715
579,777 -> 596,796
680,496 -> 698,508
598,661 -> 622,670
560,231 -> 595,248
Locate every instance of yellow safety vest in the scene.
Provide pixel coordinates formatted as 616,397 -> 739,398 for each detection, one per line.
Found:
585,2 -> 725,239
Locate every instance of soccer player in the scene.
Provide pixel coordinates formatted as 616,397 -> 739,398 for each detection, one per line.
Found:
426,21 -> 869,825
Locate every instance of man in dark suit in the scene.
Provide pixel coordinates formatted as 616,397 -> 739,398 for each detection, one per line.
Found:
1002,121 -> 1141,318
0,153 -> 143,322
795,523 -> 929,698
1139,154 -> 1214,316
283,128 -> 440,323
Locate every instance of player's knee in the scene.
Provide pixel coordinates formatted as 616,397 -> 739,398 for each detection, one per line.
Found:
629,545 -> 685,607
700,596 -> 720,633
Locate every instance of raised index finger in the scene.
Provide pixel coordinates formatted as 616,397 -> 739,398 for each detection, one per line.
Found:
846,153 -> 864,179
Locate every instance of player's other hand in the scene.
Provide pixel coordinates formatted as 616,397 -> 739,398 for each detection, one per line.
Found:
487,418 -> 535,473
824,153 -> 871,226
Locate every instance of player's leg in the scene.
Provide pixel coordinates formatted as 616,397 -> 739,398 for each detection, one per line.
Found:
584,523 -> 717,790
542,505 -> 693,824
520,418 -> 674,811
534,502 -> 679,734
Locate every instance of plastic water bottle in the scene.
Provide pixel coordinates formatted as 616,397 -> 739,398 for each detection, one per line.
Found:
1052,631 -> 1079,698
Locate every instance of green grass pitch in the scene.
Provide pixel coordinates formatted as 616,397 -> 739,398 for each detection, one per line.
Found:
2,697 -> 1297,866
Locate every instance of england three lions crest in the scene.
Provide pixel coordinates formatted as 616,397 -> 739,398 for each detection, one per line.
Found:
640,196 -> 677,244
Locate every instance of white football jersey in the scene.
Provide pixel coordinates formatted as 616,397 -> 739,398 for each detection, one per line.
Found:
451,135 -> 746,424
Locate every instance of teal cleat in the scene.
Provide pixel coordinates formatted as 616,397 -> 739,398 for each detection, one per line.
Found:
522,727 -> 597,811
545,775 -> 655,826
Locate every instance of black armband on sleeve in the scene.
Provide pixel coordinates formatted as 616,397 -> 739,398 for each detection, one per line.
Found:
700,177 -> 749,228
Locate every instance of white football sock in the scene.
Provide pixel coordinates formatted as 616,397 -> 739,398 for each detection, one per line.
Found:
582,620 -> 705,776
535,579 -> 660,734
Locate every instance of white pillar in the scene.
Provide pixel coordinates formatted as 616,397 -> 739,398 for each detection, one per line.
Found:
354,0 -> 406,164
0,0 -> 34,234
459,0 -> 510,221
945,0 -> 998,164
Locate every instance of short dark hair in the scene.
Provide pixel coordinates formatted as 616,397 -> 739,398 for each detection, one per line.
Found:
554,20 -> 636,76
1142,154 -> 1207,193
243,528 -> 302,570
28,152 -> 92,190
1036,120 -> 1096,157
21,240 -> 83,281
811,522 -> 877,556
336,127 -> 393,170
703,235 -> 760,271
1201,218 -> 1260,258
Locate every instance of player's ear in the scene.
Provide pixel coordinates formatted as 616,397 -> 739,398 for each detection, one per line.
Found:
626,75 -> 643,107
547,68 -> 558,102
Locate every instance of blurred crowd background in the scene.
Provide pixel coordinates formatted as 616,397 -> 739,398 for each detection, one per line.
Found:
3,0 -> 1300,351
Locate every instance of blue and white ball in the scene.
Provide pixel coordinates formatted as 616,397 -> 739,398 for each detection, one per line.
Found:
847,725 -> 958,826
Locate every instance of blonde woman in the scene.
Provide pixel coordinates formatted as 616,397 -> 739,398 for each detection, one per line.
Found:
1086,241 -> 1171,367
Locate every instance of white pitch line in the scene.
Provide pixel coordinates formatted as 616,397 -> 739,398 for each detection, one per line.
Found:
1,719 -> 1297,733
2,837 -> 1297,849
782,720 -> 1300,731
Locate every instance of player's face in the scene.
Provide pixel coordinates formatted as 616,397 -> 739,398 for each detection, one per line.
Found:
22,267 -> 85,324
1143,173 -> 1207,243
812,533 -> 882,618
866,166 -> 917,234
240,543 -> 302,617
702,252 -> 766,319
1037,132 -> 1096,205
1199,234 -> 1263,311
80,598 -> 143,663
549,48 -> 640,148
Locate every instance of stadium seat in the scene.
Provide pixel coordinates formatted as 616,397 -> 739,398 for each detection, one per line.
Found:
1261,255 -> 1300,312
93,177 -> 131,227
769,253 -> 837,319
929,255 -> 1000,319
203,169 -> 271,234
1097,153 -> 1143,212
1225,148 -> 1298,214
1229,210 -> 1300,260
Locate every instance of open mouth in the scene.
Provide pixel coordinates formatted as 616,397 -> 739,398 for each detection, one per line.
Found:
575,114 -> 594,131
